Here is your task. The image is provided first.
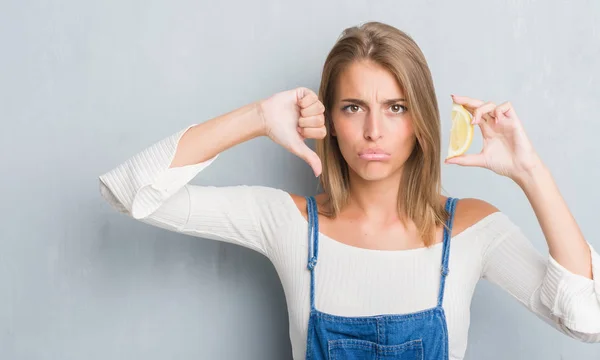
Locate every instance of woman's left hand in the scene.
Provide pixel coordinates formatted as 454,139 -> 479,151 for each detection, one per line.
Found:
445,95 -> 544,185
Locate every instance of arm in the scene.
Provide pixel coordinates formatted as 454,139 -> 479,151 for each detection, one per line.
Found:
169,101 -> 265,168
480,213 -> 600,342
99,101 -> 264,219
448,96 -> 592,278
513,160 -> 600,338
515,162 -> 593,279
98,101 -> 287,257
99,87 -> 327,256
447,95 -> 599,341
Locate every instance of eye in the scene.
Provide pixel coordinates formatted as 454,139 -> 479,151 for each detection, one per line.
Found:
342,104 -> 361,113
390,104 -> 408,114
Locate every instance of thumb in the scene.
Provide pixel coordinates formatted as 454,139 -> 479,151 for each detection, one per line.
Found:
445,153 -> 485,167
291,139 -> 322,177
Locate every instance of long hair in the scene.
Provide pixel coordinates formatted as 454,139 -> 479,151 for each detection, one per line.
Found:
315,21 -> 449,247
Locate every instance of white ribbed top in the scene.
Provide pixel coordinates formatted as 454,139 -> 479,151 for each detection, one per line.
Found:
98,124 -> 600,359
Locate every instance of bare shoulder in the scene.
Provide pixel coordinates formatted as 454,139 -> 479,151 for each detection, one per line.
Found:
292,194 -> 499,236
452,197 -> 501,236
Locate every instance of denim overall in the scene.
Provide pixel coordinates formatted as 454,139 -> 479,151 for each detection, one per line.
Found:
304,196 -> 458,360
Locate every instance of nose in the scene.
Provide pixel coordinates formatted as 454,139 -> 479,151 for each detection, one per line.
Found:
363,111 -> 382,141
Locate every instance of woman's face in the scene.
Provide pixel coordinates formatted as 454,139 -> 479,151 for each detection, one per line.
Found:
330,60 -> 417,182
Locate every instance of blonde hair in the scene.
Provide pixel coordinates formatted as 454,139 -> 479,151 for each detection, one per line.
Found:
315,21 -> 449,247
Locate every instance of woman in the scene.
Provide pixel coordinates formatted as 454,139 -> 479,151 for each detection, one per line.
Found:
99,22 -> 600,359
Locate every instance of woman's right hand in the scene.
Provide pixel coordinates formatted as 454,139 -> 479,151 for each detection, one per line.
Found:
257,87 -> 327,177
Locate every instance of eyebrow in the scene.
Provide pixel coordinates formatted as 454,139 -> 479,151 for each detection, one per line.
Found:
340,98 -> 406,106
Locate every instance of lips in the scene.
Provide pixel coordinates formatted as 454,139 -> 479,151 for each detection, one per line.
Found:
361,148 -> 387,155
358,148 -> 391,161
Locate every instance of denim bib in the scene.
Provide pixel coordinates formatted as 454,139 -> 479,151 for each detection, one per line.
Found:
304,196 -> 458,360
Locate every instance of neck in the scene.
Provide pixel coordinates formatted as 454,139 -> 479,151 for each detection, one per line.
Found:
345,169 -> 404,224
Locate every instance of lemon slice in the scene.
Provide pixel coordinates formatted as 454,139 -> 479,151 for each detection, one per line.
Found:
446,103 -> 474,159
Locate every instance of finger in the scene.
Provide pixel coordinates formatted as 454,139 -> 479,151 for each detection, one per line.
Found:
297,88 -> 319,109
482,112 -> 495,121
300,100 -> 326,118
445,153 -> 485,167
481,112 -> 495,125
291,140 -> 323,177
298,114 -> 325,128
472,102 -> 496,124
451,94 -> 485,112
494,101 -> 517,121
493,106 -> 506,123
299,126 -> 327,139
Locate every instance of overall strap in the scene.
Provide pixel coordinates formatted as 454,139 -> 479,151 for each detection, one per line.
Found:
305,196 -> 319,311
437,197 -> 459,308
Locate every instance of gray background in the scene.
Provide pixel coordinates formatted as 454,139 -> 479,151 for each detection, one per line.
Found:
1,0 -> 599,359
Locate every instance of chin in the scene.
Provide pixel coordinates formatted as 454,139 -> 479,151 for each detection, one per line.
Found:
360,173 -> 390,181
352,163 -> 397,181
